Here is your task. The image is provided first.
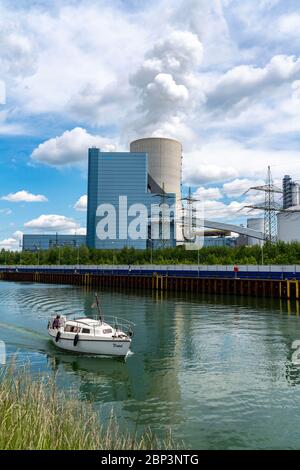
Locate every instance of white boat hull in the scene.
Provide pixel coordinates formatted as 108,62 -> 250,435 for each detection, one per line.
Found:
48,330 -> 131,357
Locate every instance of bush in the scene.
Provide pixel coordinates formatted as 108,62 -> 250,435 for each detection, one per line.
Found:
1,242 -> 300,266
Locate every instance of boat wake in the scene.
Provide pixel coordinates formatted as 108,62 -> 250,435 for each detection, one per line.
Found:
0,321 -> 46,339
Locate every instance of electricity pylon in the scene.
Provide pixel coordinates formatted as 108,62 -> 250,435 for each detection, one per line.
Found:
181,187 -> 199,242
152,182 -> 173,249
244,166 -> 282,243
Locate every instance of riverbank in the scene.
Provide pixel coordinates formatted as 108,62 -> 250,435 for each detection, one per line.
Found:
1,267 -> 300,300
0,363 -> 175,450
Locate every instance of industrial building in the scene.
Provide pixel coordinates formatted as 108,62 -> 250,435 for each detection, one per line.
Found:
278,207 -> 300,243
23,234 -> 86,252
86,142 -> 177,250
247,218 -> 264,246
283,175 -> 300,209
277,175 -> 300,243
23,137 -> 269,253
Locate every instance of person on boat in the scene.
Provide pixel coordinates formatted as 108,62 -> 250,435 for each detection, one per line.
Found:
52,315 -> 61,329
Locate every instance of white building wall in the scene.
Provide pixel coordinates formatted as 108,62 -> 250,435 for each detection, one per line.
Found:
247,218 -> 264,246
278,211 -> 300,242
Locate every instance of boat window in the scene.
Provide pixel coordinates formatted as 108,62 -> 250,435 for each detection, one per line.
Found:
64,325 -> 81,333
82,328 -> 91,334
103,328 -> 112,334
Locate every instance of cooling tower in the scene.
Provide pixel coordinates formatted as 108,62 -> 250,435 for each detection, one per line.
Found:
130,137 -> 182,203
130,137 -> 183,242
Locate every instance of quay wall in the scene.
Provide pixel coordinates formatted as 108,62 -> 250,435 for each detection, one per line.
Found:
1,265 -> 300,300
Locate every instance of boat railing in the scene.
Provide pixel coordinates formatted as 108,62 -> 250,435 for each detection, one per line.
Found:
48,314 -> 134,336
101,315 -> 135,331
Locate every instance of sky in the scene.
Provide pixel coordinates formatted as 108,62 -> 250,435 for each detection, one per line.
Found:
1,0 -> 300,249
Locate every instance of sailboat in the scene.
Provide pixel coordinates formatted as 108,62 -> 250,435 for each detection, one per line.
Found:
47,294 -> 134,358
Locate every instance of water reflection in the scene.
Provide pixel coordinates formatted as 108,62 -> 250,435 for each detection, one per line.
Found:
2,281 -> 300,448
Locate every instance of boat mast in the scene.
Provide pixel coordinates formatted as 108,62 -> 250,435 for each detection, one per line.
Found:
94,293 -> 103,324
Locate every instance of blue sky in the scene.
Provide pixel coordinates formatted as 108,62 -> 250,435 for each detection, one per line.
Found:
1,0 -> 300,249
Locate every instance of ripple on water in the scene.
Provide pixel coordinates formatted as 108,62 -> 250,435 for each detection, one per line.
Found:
1,281 -> 300,449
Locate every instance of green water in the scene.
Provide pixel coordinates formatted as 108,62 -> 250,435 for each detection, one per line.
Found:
1,280 -> 300,449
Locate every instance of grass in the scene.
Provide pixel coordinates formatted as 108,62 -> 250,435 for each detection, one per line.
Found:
0,362 -> 176,450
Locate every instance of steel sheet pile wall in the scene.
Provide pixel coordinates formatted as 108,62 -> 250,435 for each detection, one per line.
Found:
1,266 -> 300,300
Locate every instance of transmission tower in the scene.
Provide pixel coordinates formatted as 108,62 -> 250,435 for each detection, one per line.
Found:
244,166 -> 282,243
181,187 -> 199,242
152,182 -> 174,249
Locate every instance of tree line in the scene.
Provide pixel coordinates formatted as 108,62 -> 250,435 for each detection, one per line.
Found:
1,242 -> 300,265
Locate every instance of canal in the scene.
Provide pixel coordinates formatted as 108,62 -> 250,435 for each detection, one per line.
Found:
1,280 -> 300,449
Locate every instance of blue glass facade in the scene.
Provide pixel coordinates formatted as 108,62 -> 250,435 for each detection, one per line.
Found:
23,234 -> 86,252
86,148 -> 176,250
86,148 -> 101,248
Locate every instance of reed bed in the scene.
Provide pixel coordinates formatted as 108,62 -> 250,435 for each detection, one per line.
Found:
0,363 -> 175,450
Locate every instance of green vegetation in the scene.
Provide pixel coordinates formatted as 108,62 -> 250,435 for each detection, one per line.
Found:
1,242 -> 300,266
0,364 -> 175,450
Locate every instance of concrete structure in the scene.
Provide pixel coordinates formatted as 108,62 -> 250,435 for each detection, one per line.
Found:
188,220 -> 264,249
86,148 -> 176,250
278,207 -> 300,242
202,219 -> 264,240
130,137 -> 182,240
23,234 -> 86,252
283,175 -> 300,209
130,137 -> 182,203
247,218 -> 264,246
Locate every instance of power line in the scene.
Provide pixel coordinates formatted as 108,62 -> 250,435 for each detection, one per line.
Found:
243,166 -> 282,243
181,187 -> 201,242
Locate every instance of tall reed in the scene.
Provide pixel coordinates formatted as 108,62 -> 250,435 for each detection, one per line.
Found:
0,363 -> 175,450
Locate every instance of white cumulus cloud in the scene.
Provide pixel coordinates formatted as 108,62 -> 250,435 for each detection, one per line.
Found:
0,230 -> 23,251
0,80 -> 5,104
203,199 -> 244,221
193,186 -> 223,201
170,0 -> 233,66
1,0 -> 300,230
222,178 -> 265,198
74,195 -> 87,212
68,81 -> 132,127
129,30 -> 204,138
278,13 -> 300,37
0,28 -> 37,79
1,190 -> 48,202
183,138 -> 300,186
183,156 -> 238,185
24,214 -> 81,232
147,73 -> 189,104
31,127 -> 116,167
206,55 -> 300,112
